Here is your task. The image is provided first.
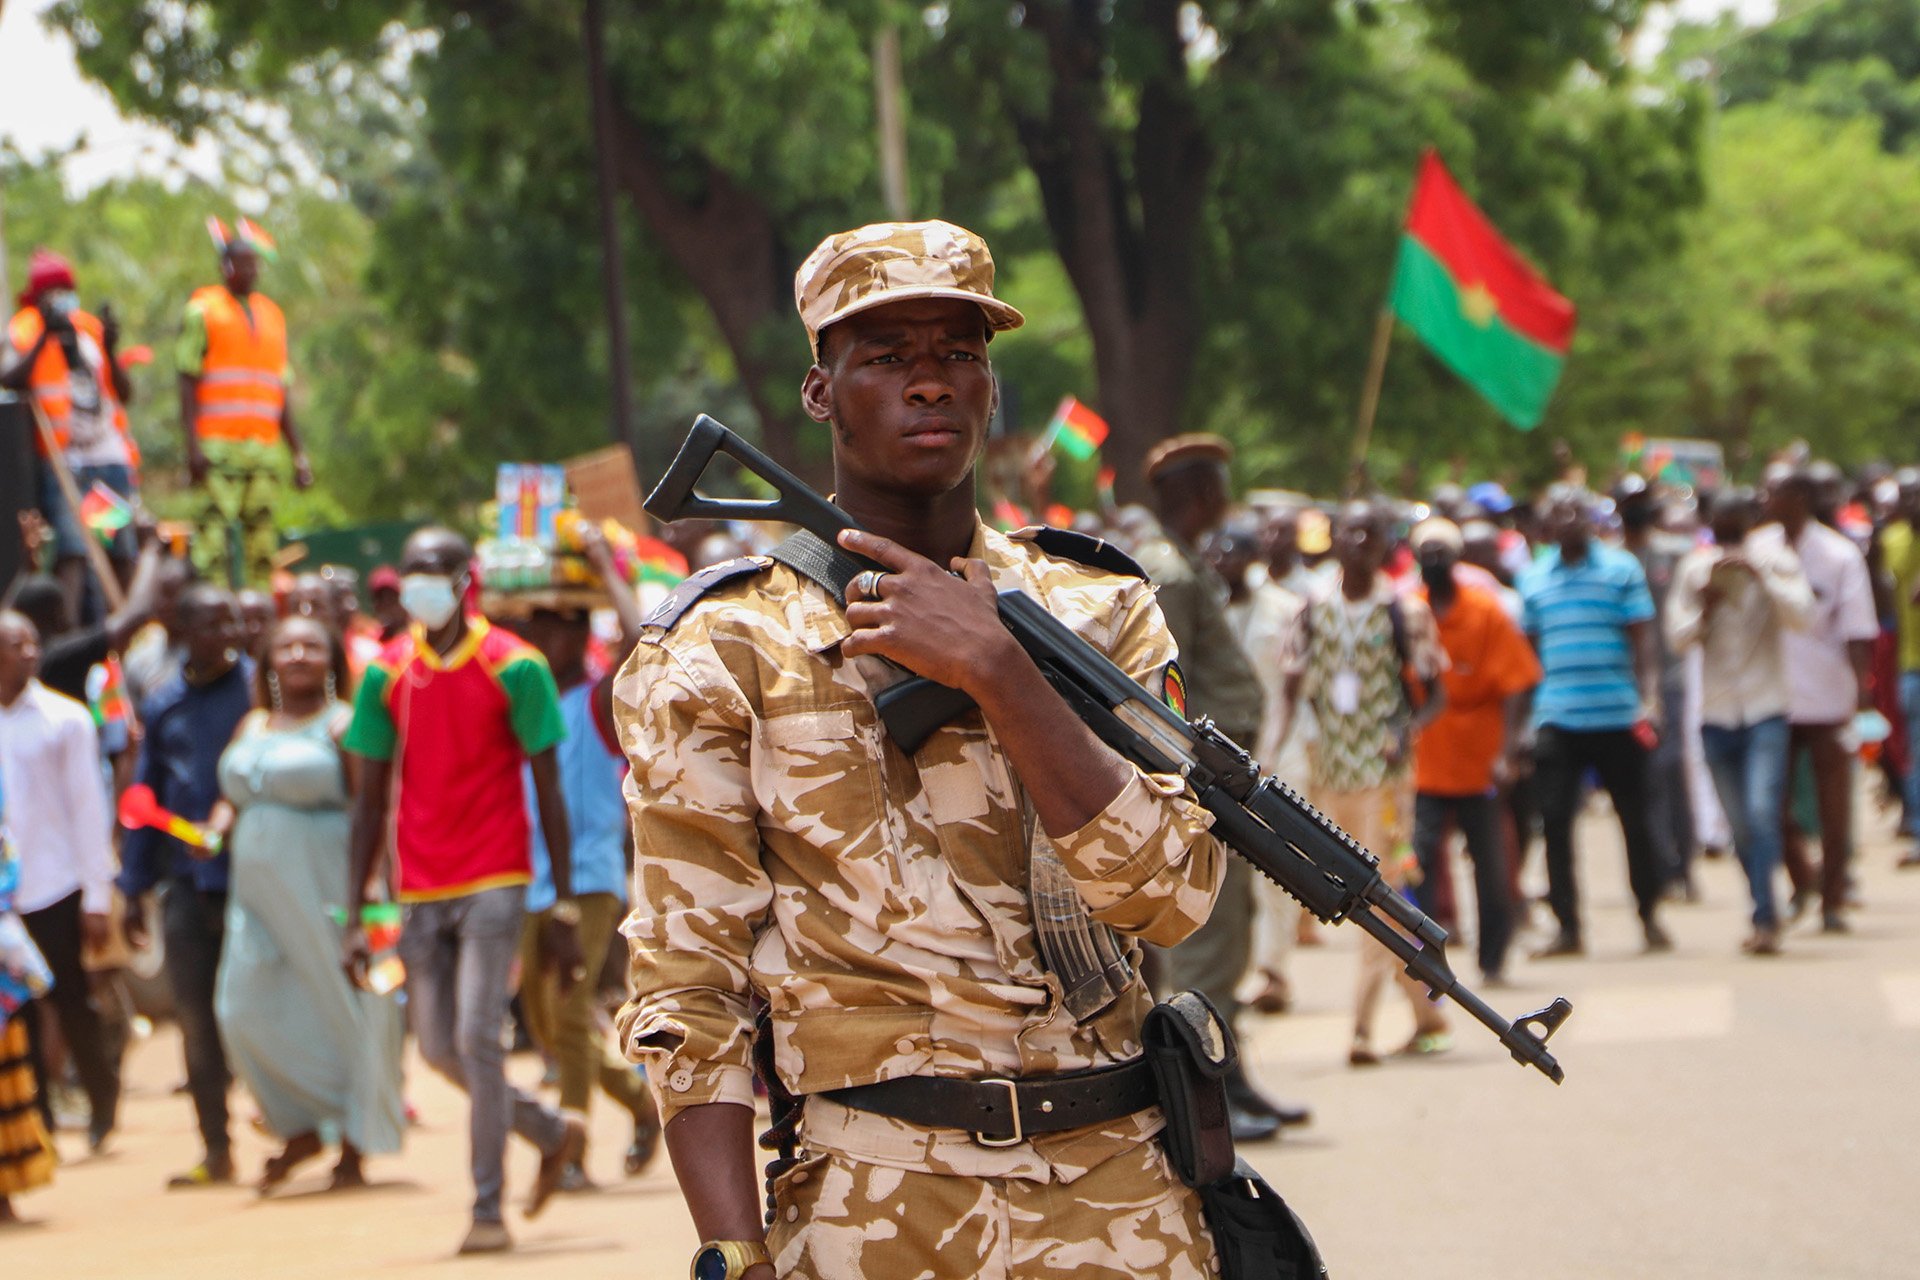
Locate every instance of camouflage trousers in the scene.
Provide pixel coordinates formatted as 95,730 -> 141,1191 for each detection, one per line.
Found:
766,1126 -> 1217,1279
188,437 -> 287,587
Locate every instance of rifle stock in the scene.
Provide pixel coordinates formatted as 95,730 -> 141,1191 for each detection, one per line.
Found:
646,416 -> 1572,1084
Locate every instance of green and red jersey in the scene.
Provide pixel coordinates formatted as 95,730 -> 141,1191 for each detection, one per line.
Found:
344,616 -> 565,902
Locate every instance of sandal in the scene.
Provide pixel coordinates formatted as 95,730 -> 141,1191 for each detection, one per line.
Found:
258,1133 -> 324,1195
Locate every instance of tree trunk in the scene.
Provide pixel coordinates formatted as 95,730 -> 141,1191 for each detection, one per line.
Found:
1003,0 -> 1210,504
604,104 -> 818,479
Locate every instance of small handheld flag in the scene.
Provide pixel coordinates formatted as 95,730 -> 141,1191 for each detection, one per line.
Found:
117,784 -> 223,855
328,903 -> 408,994
78,482 -> 132,545
87,657 -> 130,731
1039,396 -> 1109,461
632,536 -> 688,588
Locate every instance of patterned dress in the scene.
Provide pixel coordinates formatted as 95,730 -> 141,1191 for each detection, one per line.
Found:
0,803 -> 56,1199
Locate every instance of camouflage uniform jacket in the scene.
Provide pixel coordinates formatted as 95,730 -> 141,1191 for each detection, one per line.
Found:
614,522 -> 1225,1181
1132,528 -> 1266,742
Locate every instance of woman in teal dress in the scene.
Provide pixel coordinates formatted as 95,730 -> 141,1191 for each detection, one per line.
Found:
214,614 -> 404,1193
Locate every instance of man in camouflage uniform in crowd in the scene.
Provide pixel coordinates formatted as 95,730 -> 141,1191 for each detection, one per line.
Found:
614,220 -> 1228,1279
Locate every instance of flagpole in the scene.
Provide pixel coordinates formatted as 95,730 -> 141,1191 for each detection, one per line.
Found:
1347,306 -> 1396,495
28,400 -> 127,612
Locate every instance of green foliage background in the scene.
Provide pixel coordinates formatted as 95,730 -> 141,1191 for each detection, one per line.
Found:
9,0 -> 1920,524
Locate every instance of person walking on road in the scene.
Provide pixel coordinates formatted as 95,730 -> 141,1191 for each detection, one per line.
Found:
0,610 -> 121,1151
118,584 -> 254,1187
1754,465 -> 1880,932
509,529 -> 661,1187
1518,487 -> 1672,958
216,615 -> 405,1194
342,526 -> 585,1256
1667,488 -> 1812,955
1878,468 -> 1920,867
1409,518 -> 1539,985
1273,501 -> 1450,1065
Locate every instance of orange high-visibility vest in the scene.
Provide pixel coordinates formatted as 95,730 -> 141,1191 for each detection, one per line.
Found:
190,285 -> 288,444
7,306 -> 131,461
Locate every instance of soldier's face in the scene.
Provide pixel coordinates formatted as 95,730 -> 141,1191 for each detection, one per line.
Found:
806,297 -> 997,500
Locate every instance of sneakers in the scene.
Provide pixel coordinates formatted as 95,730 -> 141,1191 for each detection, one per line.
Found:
1741,927 -> 1781,956
524,1114 -> 588,1220
1530,932 -> 1584,960
167,1152 -> 236,1190
1642,919 -> 1674,953
458,1219 -> 513,1254
1821,912 -> 1851,935
1397,1031 -> 1453,1057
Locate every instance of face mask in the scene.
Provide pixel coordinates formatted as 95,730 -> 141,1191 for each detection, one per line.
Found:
41,289 -> 79,318
399,574 -> 460,630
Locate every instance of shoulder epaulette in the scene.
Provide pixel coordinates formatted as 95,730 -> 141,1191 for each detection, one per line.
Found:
1008,525 -> 1148,581
642,556 -> 773,631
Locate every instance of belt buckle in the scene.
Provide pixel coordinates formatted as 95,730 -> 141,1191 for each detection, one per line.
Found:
972,1077 -> 1024,1149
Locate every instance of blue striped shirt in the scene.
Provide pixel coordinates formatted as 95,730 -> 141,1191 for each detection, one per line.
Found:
1518,543 -> 1654,732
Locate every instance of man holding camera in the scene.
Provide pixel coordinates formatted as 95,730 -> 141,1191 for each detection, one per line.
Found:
2,248 -> 140,618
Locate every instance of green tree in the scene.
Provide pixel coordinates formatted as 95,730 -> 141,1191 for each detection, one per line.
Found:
1560,105 -> 1920,475
1678,0 -> 1920,152
47,0 -> 1703,501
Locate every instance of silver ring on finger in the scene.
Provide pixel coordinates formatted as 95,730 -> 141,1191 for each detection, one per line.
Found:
852,569 -> 888,601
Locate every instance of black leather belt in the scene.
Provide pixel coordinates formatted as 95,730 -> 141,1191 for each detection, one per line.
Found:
822,1059 -> 1158,1148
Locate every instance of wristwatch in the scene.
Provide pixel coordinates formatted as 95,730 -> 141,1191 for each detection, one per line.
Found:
548,898 -> 582,927
690,1239 -> 771,1279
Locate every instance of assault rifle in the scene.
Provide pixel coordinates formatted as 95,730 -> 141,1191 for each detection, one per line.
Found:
646,415 -> 1572,1084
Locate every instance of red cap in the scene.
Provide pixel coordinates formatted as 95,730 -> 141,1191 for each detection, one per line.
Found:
19,248 -> 76,305
368,565 -> 401,594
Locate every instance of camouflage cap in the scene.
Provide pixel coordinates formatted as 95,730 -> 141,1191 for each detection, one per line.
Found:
795,220 -> 1025,358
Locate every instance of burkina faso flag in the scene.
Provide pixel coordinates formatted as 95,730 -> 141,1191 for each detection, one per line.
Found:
1389,150 -> 1576,429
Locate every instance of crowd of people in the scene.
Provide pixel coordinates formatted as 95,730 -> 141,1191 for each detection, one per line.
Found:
0,514 -> 661,1247
2,215 -> 1918,1269
4,432 -> 1915,1239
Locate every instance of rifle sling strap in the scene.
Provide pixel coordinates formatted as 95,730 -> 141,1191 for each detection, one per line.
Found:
768,529 -> 866,607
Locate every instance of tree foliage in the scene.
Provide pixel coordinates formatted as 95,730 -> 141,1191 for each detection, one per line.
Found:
38,0 -> 1740,513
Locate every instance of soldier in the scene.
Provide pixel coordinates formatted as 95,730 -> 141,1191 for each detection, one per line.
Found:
615,221 -> 1228,1280
1133,435 -> 1307,1141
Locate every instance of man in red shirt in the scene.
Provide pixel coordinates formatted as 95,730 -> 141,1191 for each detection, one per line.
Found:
342,526 -> 585,1255
1410,518 -> 1540,984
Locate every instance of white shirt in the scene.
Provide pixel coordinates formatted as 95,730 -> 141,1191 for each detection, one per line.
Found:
1748,521 -> 1878,725
1666,537 -> 1812,728
0,680 -> 116,913
1230,581 -> 1315,785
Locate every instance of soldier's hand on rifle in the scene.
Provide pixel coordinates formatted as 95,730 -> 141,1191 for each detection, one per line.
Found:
838,529 -> 1015,698
292,452 -> 315,491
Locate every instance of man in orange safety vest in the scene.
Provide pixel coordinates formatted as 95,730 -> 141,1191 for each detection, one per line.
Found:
1,248 -> 142,618
177,218 -> 312,586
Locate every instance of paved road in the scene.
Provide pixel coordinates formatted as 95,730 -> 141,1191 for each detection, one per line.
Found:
8,797 -> 1916,1277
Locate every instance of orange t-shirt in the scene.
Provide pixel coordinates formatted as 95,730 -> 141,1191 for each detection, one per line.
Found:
1414,581 -> 1541,796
